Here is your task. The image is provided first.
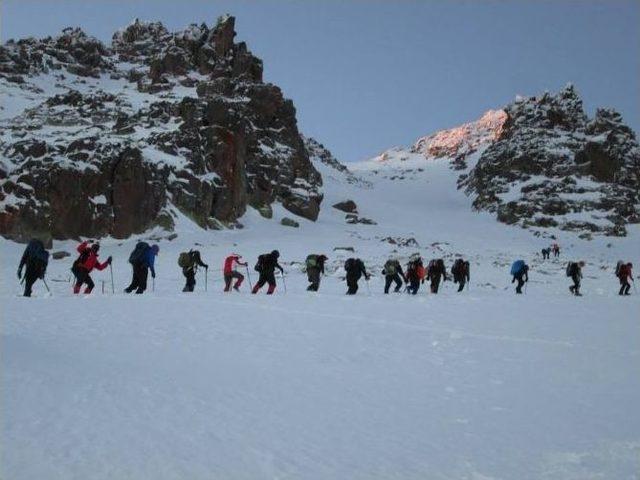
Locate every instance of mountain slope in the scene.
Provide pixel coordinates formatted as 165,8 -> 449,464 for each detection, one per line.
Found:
0,15 -> 323,243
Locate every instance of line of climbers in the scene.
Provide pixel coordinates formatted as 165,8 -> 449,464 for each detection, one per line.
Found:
16,239 -> 635,298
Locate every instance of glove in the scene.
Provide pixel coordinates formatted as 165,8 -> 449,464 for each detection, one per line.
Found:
107,256 -> 112,264
204,264 -> 209,269
152,272 -> 156,279
17,268 -> 22,279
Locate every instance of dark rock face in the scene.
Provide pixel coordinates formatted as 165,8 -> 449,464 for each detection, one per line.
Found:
462,85 -> 640,236
332,200 -> 358,214
0,15 -> 324,243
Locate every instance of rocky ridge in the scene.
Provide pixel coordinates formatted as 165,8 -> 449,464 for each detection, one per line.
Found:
0,15 -> 324,243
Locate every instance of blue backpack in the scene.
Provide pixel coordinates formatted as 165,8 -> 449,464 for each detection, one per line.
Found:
510,260 -> 525,276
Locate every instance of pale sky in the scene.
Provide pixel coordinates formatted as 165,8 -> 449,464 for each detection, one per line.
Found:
2,0 -> 639,162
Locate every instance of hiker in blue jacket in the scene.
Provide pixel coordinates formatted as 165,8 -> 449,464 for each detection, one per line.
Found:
511,260 -> 529,294
125,243 -> 159,294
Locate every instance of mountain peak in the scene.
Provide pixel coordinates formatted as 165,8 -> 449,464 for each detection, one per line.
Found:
411,109 -> 507,160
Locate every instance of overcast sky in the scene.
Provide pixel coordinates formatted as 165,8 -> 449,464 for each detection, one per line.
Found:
2,0 -> 639,162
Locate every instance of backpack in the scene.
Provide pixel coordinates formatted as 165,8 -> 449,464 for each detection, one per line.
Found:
344,258 -> 357,272
306,255 -> 318,269
255,254 -> 266,272
384,260 -> 397,275
25,239 -> 49,270
178,251 -> 192,269
615,261 -> 624,277
565,262 -> 574,277
452,259 -> 463,275
510,260 -> 525,276
73,248 -> 91,270
129,241 -> 149,265
428,259 -> 437,271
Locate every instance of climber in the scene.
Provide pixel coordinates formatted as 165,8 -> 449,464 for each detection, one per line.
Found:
252,250 -> 284,294
71,241 -> 111,294
223,253 -> 248,292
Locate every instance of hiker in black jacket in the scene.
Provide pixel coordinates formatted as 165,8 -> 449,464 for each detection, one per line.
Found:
541,248 -> 551,260
17,239 -> 49,297
344,258 -> 369,295
382,258 -> 405,294
567,261 -> 584,296
306,254 -> 328,291
427,259 -> 447,294
252,250 -> 284,294
451,259 -> 470,292
181,250 -> 208,292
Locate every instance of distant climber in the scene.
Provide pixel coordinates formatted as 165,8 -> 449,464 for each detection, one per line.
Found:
427,259 -> 447,294
17,239 -> 49,297
552,243 -> 560,258
305,254 -> 328,292
566,261 -> 584,296
344,258 -> 369,295
451,258 -> 470,292
616,261 -> 634,296
382,258 -> 405,293
405,256 -> 425,295
223,253 -> 248,292
125,242 -> 159,294
252,250 -> 284,294
541,248 -> 551,260
178,250 -> 208,292
511,260 -> 529,294
71,241 -> 111,294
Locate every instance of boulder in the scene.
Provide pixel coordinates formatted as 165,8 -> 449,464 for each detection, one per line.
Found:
280,217 -> 299,228
332,200 -> 358,214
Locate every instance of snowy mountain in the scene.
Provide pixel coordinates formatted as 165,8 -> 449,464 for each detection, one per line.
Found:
0,16 -> 323,243
376,85 -> 640,239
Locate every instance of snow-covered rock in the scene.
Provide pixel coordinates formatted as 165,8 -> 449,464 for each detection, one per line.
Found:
0,15 -> 323,243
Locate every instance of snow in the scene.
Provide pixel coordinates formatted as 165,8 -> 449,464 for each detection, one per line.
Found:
2,132 -> 640,479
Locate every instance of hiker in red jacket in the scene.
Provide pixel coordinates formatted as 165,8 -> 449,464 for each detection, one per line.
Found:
71,241 -> 111,294
618,262 -> 634,296
223,254 -> 247,292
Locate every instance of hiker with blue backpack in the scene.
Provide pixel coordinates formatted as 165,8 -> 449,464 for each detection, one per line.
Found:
125,242 -> 159,294
511,260 -> 529,294
17,239 -> 50,297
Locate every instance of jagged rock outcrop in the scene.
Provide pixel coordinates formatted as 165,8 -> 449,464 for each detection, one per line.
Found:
0,15 -> 323,243
461,85 -> 640,236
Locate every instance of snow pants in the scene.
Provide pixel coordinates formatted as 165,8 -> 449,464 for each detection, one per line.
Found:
619,277 -> 631,295
183,268 -> 196,292
346,274 -> 360,295
125,264 -> 148,294
252,271 -> 276,294
224,271 -> 244,292
307,267 -> 321,291
23,264 -> 40,297
384,273 -> 402,293
72,266 -> 94,294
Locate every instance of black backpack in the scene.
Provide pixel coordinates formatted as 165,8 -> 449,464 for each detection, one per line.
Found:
25,239 -> 49,272
452,259 -> 463,275
344,258 -> 357,272
129,242 -> 149,265
255,254 -> 266,272
72,247 -> 91,271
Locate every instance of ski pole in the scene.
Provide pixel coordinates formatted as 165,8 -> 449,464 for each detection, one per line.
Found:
365,277 -> 371,295
110,264 -> 114,294
246,265 -> 253,290
101,280 -> 105,294
42,277 -> 51,293
152,276 -> 155,292
281,271 -> 287,293
205,267 -> 208,292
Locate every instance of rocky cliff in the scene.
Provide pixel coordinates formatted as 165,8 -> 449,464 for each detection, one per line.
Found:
0,15 -> 323,243
460,85 -> 640,237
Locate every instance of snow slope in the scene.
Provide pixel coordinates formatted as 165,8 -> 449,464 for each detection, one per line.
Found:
2,149 -> 639,479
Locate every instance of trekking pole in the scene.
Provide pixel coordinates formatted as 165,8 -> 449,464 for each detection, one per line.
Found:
365,277 -> 371,295
109,264 -> 114,294
152,276 -> 155,292
205,267 -> 208,292
246,265 -> 253,290
42,277 -> 51,293
281,271 -> 287,293
101,280 -> 105,294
